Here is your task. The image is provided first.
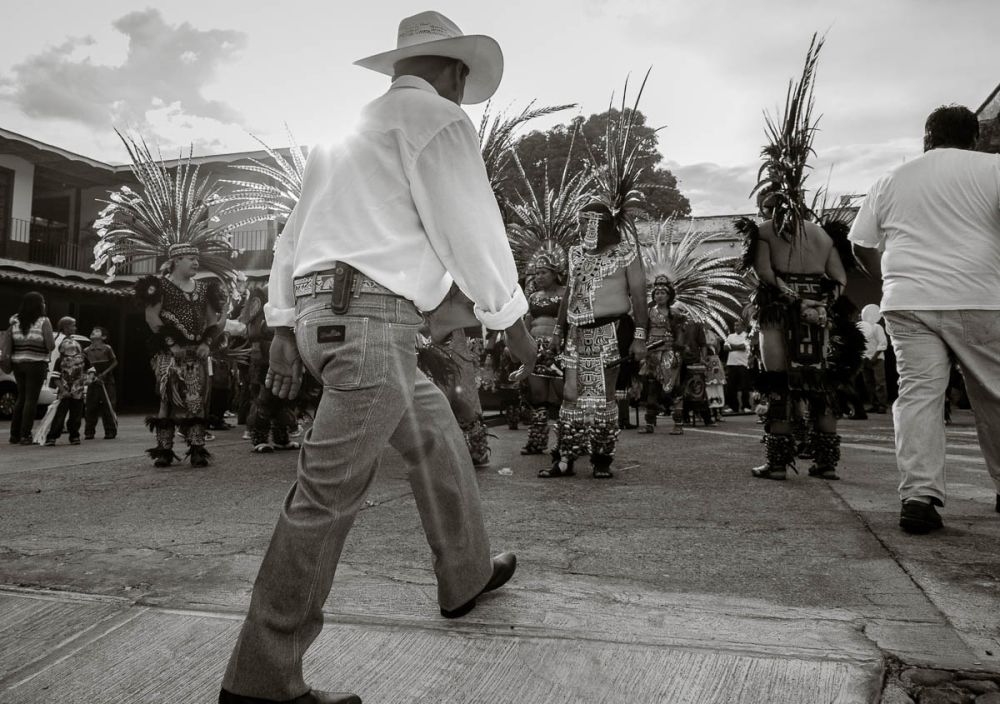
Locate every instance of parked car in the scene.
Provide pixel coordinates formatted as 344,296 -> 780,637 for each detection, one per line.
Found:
0,368 -> 57,420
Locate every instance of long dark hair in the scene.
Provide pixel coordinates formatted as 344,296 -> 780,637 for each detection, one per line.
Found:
17,291 -> 45,336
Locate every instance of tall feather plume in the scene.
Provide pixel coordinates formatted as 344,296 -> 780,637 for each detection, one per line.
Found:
478,100 -> 575,219
751,33 -> 825,241
214,126 -> 307,232
641,216 -> 750,337
506,126 -> 593,278
585,69 -> 659,246
92,130 -> 238,286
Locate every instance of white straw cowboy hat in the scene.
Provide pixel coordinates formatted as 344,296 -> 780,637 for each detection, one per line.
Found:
354,11 -> 503,105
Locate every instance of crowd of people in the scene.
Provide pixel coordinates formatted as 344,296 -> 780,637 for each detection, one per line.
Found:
3,11 -> 997,704
4,295 -> 119,446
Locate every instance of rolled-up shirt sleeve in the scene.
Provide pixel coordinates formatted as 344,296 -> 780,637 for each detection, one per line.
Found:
848,184 -> 885,250
264,205 -> 300,328
409,117 -> 528,330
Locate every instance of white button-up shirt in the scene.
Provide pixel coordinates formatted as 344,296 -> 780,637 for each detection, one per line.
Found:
265,75 -> 528,330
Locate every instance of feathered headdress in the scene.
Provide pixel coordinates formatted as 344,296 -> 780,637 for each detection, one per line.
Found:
751,33 -> 825,240
92,130 -> 238,286
506,128 -> 592,281
478,100 -> 575,220
584,69 -> 658,245
641,215 -> 750,337
213,126 -> 306,231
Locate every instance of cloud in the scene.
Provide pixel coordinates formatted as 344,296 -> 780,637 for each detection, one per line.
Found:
669,136 -> 922,215
668,160 -> 757,216
0,8 -> 246,154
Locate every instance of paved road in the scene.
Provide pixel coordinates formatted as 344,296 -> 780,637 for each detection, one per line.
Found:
0,411 -> 997,703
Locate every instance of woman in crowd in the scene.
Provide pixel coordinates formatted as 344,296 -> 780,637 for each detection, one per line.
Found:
7,291 -> 55,445
520,253 -> 567,457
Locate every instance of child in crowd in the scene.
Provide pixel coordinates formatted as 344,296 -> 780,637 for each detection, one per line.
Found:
84,327 -> 118,440
44,337 -> 87,445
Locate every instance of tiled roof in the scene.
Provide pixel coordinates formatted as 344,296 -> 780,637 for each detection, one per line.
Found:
0,269 -> 133,297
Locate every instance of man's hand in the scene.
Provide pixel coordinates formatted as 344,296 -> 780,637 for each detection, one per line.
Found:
196,343 -> 211,360
266,330 -> 303,400
504,319 -> 537,369
630,339 -> 647,363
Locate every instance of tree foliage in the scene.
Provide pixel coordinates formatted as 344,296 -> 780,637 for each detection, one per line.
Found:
500,107 -> 691,219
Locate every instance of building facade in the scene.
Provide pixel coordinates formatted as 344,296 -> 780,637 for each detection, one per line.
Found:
0,128 -> 287,411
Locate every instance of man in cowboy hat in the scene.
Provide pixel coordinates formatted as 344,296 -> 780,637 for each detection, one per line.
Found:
220,11 -> 536,704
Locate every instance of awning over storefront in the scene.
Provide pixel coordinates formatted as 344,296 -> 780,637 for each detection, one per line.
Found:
0,267 -> 133,297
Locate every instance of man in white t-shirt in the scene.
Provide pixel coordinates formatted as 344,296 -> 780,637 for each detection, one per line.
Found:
857,304 -> 888,413
849,105 -> 1000,536
723,320 -> 751,412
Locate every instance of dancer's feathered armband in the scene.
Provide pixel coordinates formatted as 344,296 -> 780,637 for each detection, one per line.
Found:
134,275 -> 163,307
416,340 -> 462,389
734,217 -> 760,273
820,218 -> 857,274
827,296 -> 865,379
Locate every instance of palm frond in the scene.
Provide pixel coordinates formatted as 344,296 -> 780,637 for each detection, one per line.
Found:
92,130 -> 237,285
641,218 -> 750,337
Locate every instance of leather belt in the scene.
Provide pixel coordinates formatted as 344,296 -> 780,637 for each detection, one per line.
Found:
293,271 -> 399,299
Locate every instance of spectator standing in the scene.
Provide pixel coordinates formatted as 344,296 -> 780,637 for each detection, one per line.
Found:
83,326 -> 118,440
7,292 -> 54,445
44,337 -> 87,446
724,320 -> 752,412
849,105 -> 1000,534
858,304 -> 888,413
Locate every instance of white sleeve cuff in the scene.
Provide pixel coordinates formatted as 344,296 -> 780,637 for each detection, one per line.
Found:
847,234 -> 882,249
264,303 -> 296,328
474,286 -> 529,330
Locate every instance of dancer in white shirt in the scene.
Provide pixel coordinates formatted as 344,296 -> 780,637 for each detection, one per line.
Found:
219,12 -> 536,704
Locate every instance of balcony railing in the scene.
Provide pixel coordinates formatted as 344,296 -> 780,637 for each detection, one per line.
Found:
1,218 -> 276,276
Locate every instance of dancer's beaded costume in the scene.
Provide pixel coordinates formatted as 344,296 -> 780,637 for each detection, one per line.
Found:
737,34 -> 863,481
518,287 -> 565,454
554,232 -> 637,474
505,127 -> 588,462
137,275 -> 225,464
638,218 -> 750,434
737,225 -> 863,479
92,132 -> 238,468
638,299 -> 679,431
242,289 -> 298,453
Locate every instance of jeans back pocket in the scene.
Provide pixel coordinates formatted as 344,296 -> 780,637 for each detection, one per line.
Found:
299,315 -> 386,390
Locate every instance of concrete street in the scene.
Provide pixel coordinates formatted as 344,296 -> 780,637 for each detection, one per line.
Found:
0,410 -> 997,703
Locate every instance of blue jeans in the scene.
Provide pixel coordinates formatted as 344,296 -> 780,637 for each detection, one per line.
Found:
884,310 -> 1000,505
223,291 -> 493,700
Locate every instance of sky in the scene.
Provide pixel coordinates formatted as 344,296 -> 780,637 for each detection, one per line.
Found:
0,0 -> 997,214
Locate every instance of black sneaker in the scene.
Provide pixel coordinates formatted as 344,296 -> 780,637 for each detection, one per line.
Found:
900,500 -> 943,534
